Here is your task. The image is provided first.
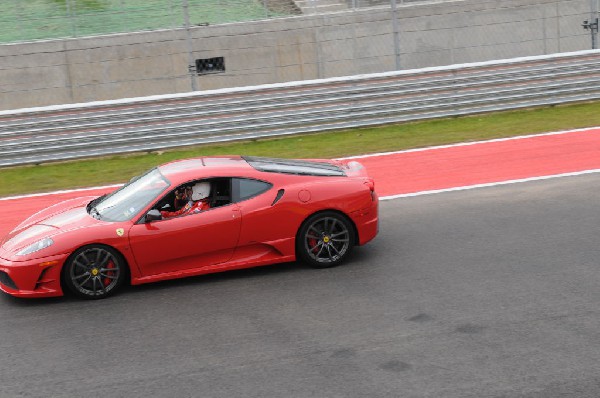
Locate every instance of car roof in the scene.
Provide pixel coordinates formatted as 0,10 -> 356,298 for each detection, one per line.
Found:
158,156 -> 250,179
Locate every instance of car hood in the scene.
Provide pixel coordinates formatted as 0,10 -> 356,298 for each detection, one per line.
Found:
9,196 -> 96,233
1,196 -> 100,254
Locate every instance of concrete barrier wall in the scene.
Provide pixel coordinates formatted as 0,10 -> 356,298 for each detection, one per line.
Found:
0,0 -> 591,111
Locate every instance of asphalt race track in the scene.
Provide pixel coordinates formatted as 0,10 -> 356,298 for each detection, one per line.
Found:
2,173 -> 600,397
2,128 -> 600,397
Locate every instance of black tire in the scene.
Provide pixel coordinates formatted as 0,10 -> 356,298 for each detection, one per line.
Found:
61,245 -> 127,300
297,211 -> 355,268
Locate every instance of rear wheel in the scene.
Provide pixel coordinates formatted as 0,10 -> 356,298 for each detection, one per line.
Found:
62,245 -> 126,299
297,211 -> 355,268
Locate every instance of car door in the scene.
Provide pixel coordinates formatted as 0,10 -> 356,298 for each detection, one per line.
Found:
229,178 -> 294,256
128,203 -> 241,277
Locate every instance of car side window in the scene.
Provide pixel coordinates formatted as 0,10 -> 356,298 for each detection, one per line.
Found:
232,178 -> 272,203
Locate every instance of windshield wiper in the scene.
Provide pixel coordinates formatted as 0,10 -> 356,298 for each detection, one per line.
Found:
87,195 -> 106,219
87,194 -> 106,208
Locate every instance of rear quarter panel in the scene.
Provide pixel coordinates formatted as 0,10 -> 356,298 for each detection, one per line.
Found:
235,175 -> 374,258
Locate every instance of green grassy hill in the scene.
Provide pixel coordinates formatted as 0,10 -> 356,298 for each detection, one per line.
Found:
1,0 -> 297,43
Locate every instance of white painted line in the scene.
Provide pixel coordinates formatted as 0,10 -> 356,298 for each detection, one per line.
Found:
4,168 -> 600,203
339,126 -> 600,160
0,184 -> 122,202
379,168 -> 600,200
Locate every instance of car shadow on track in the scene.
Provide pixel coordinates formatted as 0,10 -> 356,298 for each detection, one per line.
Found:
126,249 -> 371,295
126,260 -> 308,295
0,250 -> 370,306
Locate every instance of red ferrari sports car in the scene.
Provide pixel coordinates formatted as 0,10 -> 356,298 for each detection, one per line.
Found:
0,156 -> 378,299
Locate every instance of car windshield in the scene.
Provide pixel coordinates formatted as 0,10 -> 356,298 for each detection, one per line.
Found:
91,168 -> 170,222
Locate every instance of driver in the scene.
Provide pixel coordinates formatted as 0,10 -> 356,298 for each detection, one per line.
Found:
174,185 -> 192,210
161,182 -> 211,219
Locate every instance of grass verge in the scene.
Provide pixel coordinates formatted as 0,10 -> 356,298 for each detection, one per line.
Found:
1,0 -> 293,44
1,100 -> 599,198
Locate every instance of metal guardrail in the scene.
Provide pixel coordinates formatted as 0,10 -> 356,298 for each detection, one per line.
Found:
1,50 -> 600,167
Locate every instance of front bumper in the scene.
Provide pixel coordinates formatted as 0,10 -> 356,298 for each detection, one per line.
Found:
0,254 -> 67,298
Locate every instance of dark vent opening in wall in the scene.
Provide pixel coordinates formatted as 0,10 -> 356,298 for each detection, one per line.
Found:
195,57 -> 225,75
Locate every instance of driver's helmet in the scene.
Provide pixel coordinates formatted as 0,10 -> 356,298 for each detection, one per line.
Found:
191,182 -> 211,201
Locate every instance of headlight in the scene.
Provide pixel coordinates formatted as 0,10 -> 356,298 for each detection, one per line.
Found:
16,238 -> 54,256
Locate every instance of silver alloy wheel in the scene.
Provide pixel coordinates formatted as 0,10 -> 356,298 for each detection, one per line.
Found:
69,247 -> 121,297
303,216 -> 351,264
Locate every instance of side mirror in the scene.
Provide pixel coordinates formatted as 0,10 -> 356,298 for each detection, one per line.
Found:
145,209 -> 162,222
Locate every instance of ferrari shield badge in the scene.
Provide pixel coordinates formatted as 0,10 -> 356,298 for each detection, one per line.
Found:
116,228 -> 124,237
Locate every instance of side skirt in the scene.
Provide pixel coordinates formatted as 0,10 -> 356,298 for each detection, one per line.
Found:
131,254 -> 296,285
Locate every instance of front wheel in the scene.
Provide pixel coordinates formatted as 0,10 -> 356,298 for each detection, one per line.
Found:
61,245 -> 126,299
297,211 -> 355,268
